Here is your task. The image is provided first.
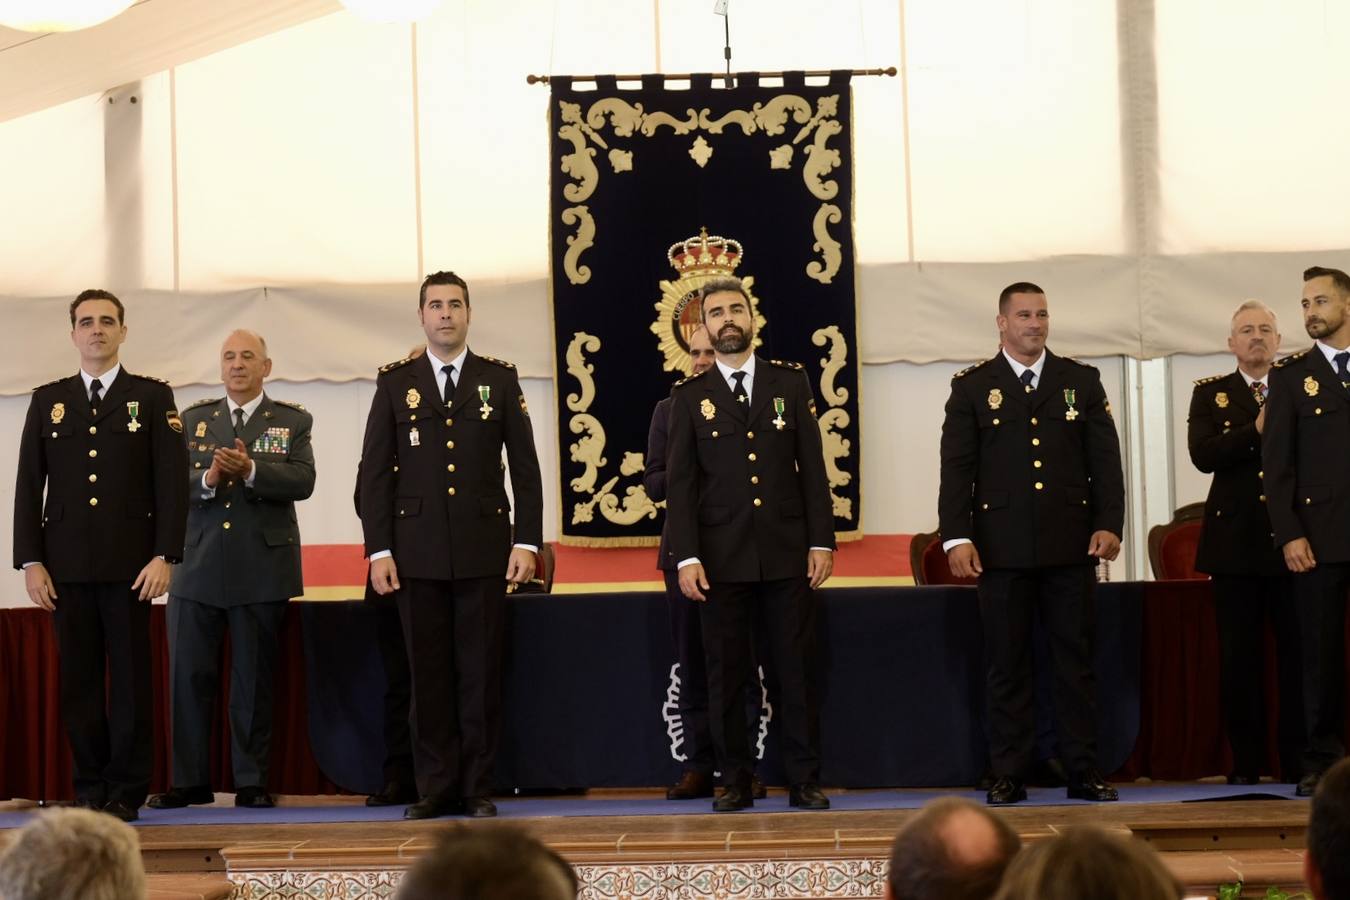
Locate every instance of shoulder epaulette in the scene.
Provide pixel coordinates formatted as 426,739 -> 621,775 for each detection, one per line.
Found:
673,369 -> 712,389
272,399 -> 307,412
768,358 -> 804,370
379,356 -> 416,374
478,354 -> 516,370
185,397 -> 220,410
1063,356 -> 1093,368
32,377 -> 65,391
1274,349 -> 1310,368
131,373 -> 170,385
1193,373 -> 1227,386
952,358 -> 993,380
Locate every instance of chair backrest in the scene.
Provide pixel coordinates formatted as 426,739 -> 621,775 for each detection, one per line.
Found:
910,529 -> 979,587
1147,502 -> 1207,580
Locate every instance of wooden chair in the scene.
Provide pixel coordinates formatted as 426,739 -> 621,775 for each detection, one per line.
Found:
1146,502 -> 1207,580
909,529 -> 979,587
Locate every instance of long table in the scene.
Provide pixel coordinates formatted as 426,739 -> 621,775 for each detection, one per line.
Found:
1,581 -> 1340,800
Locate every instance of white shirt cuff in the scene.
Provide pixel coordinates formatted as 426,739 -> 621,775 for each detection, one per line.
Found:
21,561 -> 39,569
370,550 -> 393,561
676,557 -> 700,569
244,460 -> 257,487
809,546 -> 832,553
201,471 -> 216,499
941,538 -> 973,552
513,543 -> 539,553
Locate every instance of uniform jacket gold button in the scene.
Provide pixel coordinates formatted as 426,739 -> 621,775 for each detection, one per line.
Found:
1032,438 -> 1040,446
747,431 -> 755,439
88,449 -> 97,458
410,414 -> 417,421
447,464 -> 456,473
223,521 -> 231,529
1034,482 -> 1043,490
448,487 -> 456,496
711,430 -> 719,438
748,452 -> 757,461
1031,417 -> 1039,425
446,441 -> 454,449
88,426 -> 96,435
1033,460 -> 1042,468
88,497 -> 98,506
992,418 -> 1000,425
445,418 -> 453,426
88,474 -> 96,483
753,498 -> 762,507
751,476 -> 759,484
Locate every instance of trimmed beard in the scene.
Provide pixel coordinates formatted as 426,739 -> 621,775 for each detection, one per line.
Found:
715,325 -> 750,354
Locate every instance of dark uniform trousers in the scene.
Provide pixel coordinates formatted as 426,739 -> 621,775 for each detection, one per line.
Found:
13,370 -> 188,807
938,351 -> 1125,782
1262,348 -> 1350,775
665,358 -> 836,789
1189,370 -> 1302,779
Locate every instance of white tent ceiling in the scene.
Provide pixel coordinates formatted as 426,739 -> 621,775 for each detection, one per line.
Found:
0,0 -> 340,123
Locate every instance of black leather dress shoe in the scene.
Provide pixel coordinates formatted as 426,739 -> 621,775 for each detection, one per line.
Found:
1297,772 -> 1322,797
103,801 -> 139,822
788,783 -> 830,810
404,797 -> 463,820
148,785 -> 214,809
366,782 -> 418,807
751,775 -> 767,800
986,776 -> 1027,806
234,786 -> 275,808
1067,770 -> 1119,802
666,771 -> 714,800
1227,772 -> 1260,786
463,796 -> 497,818
712,783 -> 754,812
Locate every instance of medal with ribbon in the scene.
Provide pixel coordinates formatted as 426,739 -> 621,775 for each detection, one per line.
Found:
478,385 -> 493,419
772,397 -> 787,430
127,400 -> 142,432
1063,388 -> 1079,421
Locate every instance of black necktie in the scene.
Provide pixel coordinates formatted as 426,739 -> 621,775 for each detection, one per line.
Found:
442,364 -> 456,406
731,371 -> 749,405
233,408 -> 245,437
89,377 -> 102,412
1336,352 -> 1350,389
1019,369 -> 1035,393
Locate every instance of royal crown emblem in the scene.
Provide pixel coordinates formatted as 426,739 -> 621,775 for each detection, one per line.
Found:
650,227 -> 766,375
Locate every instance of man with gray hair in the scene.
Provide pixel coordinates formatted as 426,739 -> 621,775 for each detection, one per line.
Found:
885,797 -> 1021,900
1187,299 -> 1302,785
149,329 -> 316,810
0,807 -> 146,900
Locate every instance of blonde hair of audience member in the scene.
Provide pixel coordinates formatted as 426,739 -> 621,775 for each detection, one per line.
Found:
885,796 -> 1021,900
991,825 -> 1183,900
0,807 -> 146,900
395,826 -> 576,900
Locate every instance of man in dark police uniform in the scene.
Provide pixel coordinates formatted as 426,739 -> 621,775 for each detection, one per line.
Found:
1187,300 -> 1301,785
938,281 -> 1124,806
12,289 -> 188,821
360,270 -> 544,820
1263,265 -> 1350,796
665,276 -> 835,812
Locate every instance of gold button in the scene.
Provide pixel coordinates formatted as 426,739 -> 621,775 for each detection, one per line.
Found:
1224,420 -> 1231,427
748,452 -> 757,461
1082,500 -> 1088,506
88,497 -> 98,507
981,503 -> 989,510
753,498 -> 762,507
446,418 -> 453,426
992,418 -> 1000,425
393,465 -> 399,472
88,474 -> 96,483
1034,482 -> 1044,490
223,522 -> 231,529
446,441 -> 454,449
751,475 -> 759,484
1215,510 -> 1222,517
712,430 -> 719,438
447,464 -> 456,473
50,432 -> 56,438
747,431 -> 755,439
448,487 -> 456,496
1316,408 -> 1323,415
194,462 -> 202,469
1259,495 -> 1267,502
1258,470 -> 1263,478
89,426 -> 96,435
1034,460 -> 1043,468
226,480 -> 234,488
88,449 -> 97,458
410,414 -> 417,422
224,502 -> 231,509
1306,498 -> 1312,505
1032,438 -> 1040,446
1031,417 -> 1039,425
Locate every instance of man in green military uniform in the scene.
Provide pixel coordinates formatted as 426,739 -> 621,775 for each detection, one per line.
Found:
149,330 -> 315,811
13,289 -> 188,822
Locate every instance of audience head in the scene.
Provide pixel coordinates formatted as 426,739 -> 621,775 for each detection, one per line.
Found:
0,807 -> 146,900
885,797 -> 1020,900
991,825 -> 1182,900
395,826 -> 576,900
1307,757 -> 1350,900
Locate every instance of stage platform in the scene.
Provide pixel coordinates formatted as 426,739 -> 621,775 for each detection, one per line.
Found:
0,784 -> 1315,899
